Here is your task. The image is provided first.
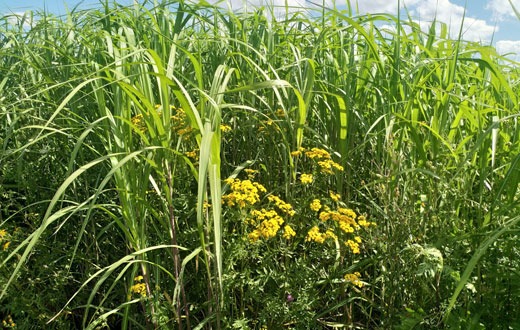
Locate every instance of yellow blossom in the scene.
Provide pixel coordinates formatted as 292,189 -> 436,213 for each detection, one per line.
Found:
2,242 -> 9,250
268,195 -> 295,216
310,199 -> 322,212
130,283 -> 147,297
306,226 -> 326,243
283,225 -> 296,239
305,147 -> 331,159
329,191 -> 341,202
220,124 -> 232,133
344,272 -> 364,288
300,173 -> 313,185
345,239 -> 360,254
290,147 -> 306,157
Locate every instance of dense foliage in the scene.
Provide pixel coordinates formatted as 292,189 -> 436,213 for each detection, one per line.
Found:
1,0 -> 519,328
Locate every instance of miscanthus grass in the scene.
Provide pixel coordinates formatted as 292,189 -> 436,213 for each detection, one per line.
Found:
1,0 -> 520,328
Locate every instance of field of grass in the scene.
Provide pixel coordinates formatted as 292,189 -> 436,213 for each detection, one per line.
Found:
1,0 -> 520,328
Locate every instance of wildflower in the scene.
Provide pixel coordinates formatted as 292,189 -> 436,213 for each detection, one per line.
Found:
130,282 -> 147,297
275,108 -> 285,117
305,147 -> 331,159
131,114 -> 147,133
310,199 -> 322,212
345,239 -> 360,254
286,293 -> 294,302
248,208 -> 284,242
300,173 -> 313,185
3,242 -> 10,250
357,215 -> 375,227
134,275 -> 144,282
185,149 -> 199,161
268,195 -> 295,216
244,168 -> 259,179
283,225 -> 296,239
220,124 -> 232,133
329,191 -> 341,202
306,226 -> 326,243
222,178 -> 266,208
0,229 -> 7,239
290,147 -> 306,157
318,159 -> 344,174
344,272 -> 364,288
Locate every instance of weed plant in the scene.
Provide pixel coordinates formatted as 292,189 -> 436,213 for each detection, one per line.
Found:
1,0 -> 520,328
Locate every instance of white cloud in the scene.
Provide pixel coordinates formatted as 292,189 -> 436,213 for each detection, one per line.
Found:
5,11 -> 35,29
496,40 -> 520,60
486,0 -> 520,20
408,0 -> 497,42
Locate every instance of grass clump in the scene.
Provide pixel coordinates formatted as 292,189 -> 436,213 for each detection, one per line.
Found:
1,0 -> 520,328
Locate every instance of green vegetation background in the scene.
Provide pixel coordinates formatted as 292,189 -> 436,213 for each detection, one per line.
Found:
1,0 -> 519,328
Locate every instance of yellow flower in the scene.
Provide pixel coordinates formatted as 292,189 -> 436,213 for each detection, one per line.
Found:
329,191 -> 341,202
306,226 -> 326,243
267,195 -> 295,216
300,173 -> 313,185
275,108 -> 285,117
283,225 -> 296,239
344,272 -> 364,288
305,147 -> 331,159
290,147 -> 306,157
2,241 -> 10,250
130,282 -> 147,297
0,229 -> 7,240
345,239 -> 360,254
134,275 -> 144,282
244,168 -> 259,179
220,124 -> 232,133
310,199 -> 322,212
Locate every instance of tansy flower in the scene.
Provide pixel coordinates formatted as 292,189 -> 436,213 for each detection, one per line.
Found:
344,272 -> 364,288
310,199 -> 322,212
300,173 -> 313,184
329,191 -> 341,202
220,124 -> 232,133
345,239 -> 360,254
283,225 -> 296,239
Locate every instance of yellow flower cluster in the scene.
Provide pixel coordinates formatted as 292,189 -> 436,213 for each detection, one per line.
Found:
244,168 -> 259,179
0,229 -> 10,251
130,275 -> 147,297
1,315 -> 15,328
275,108 -> 285,117
131,113 -> 147,133
248,209 -> 284,242
300,173 -> 313,184
185,148 -> 199,161
171,106 -> 193,138
267,195 -> 295,216
319,208 -> 358,233
222,178 -> 267,208
345,239 -> 361,254
317,159 -> 344,174
305,147 -> 331,159
329,191 -> 341,202
344,272 -> 364,288
290,147 -> 344,174
283,225 -> 296,239
310,199 -> 322,212
305,226 -> 337,243
220,124 -> 232,133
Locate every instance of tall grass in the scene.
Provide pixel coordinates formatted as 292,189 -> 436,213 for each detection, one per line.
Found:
1,0 -> 519,328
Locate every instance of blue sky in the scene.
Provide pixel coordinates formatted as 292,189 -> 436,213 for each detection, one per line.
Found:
1,0 -> 519,58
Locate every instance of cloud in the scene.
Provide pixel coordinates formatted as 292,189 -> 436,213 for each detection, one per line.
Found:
496,40 -> 520,60
5,11 -> 35,29
486,0 -> 520,21
408,0 -> 497,42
